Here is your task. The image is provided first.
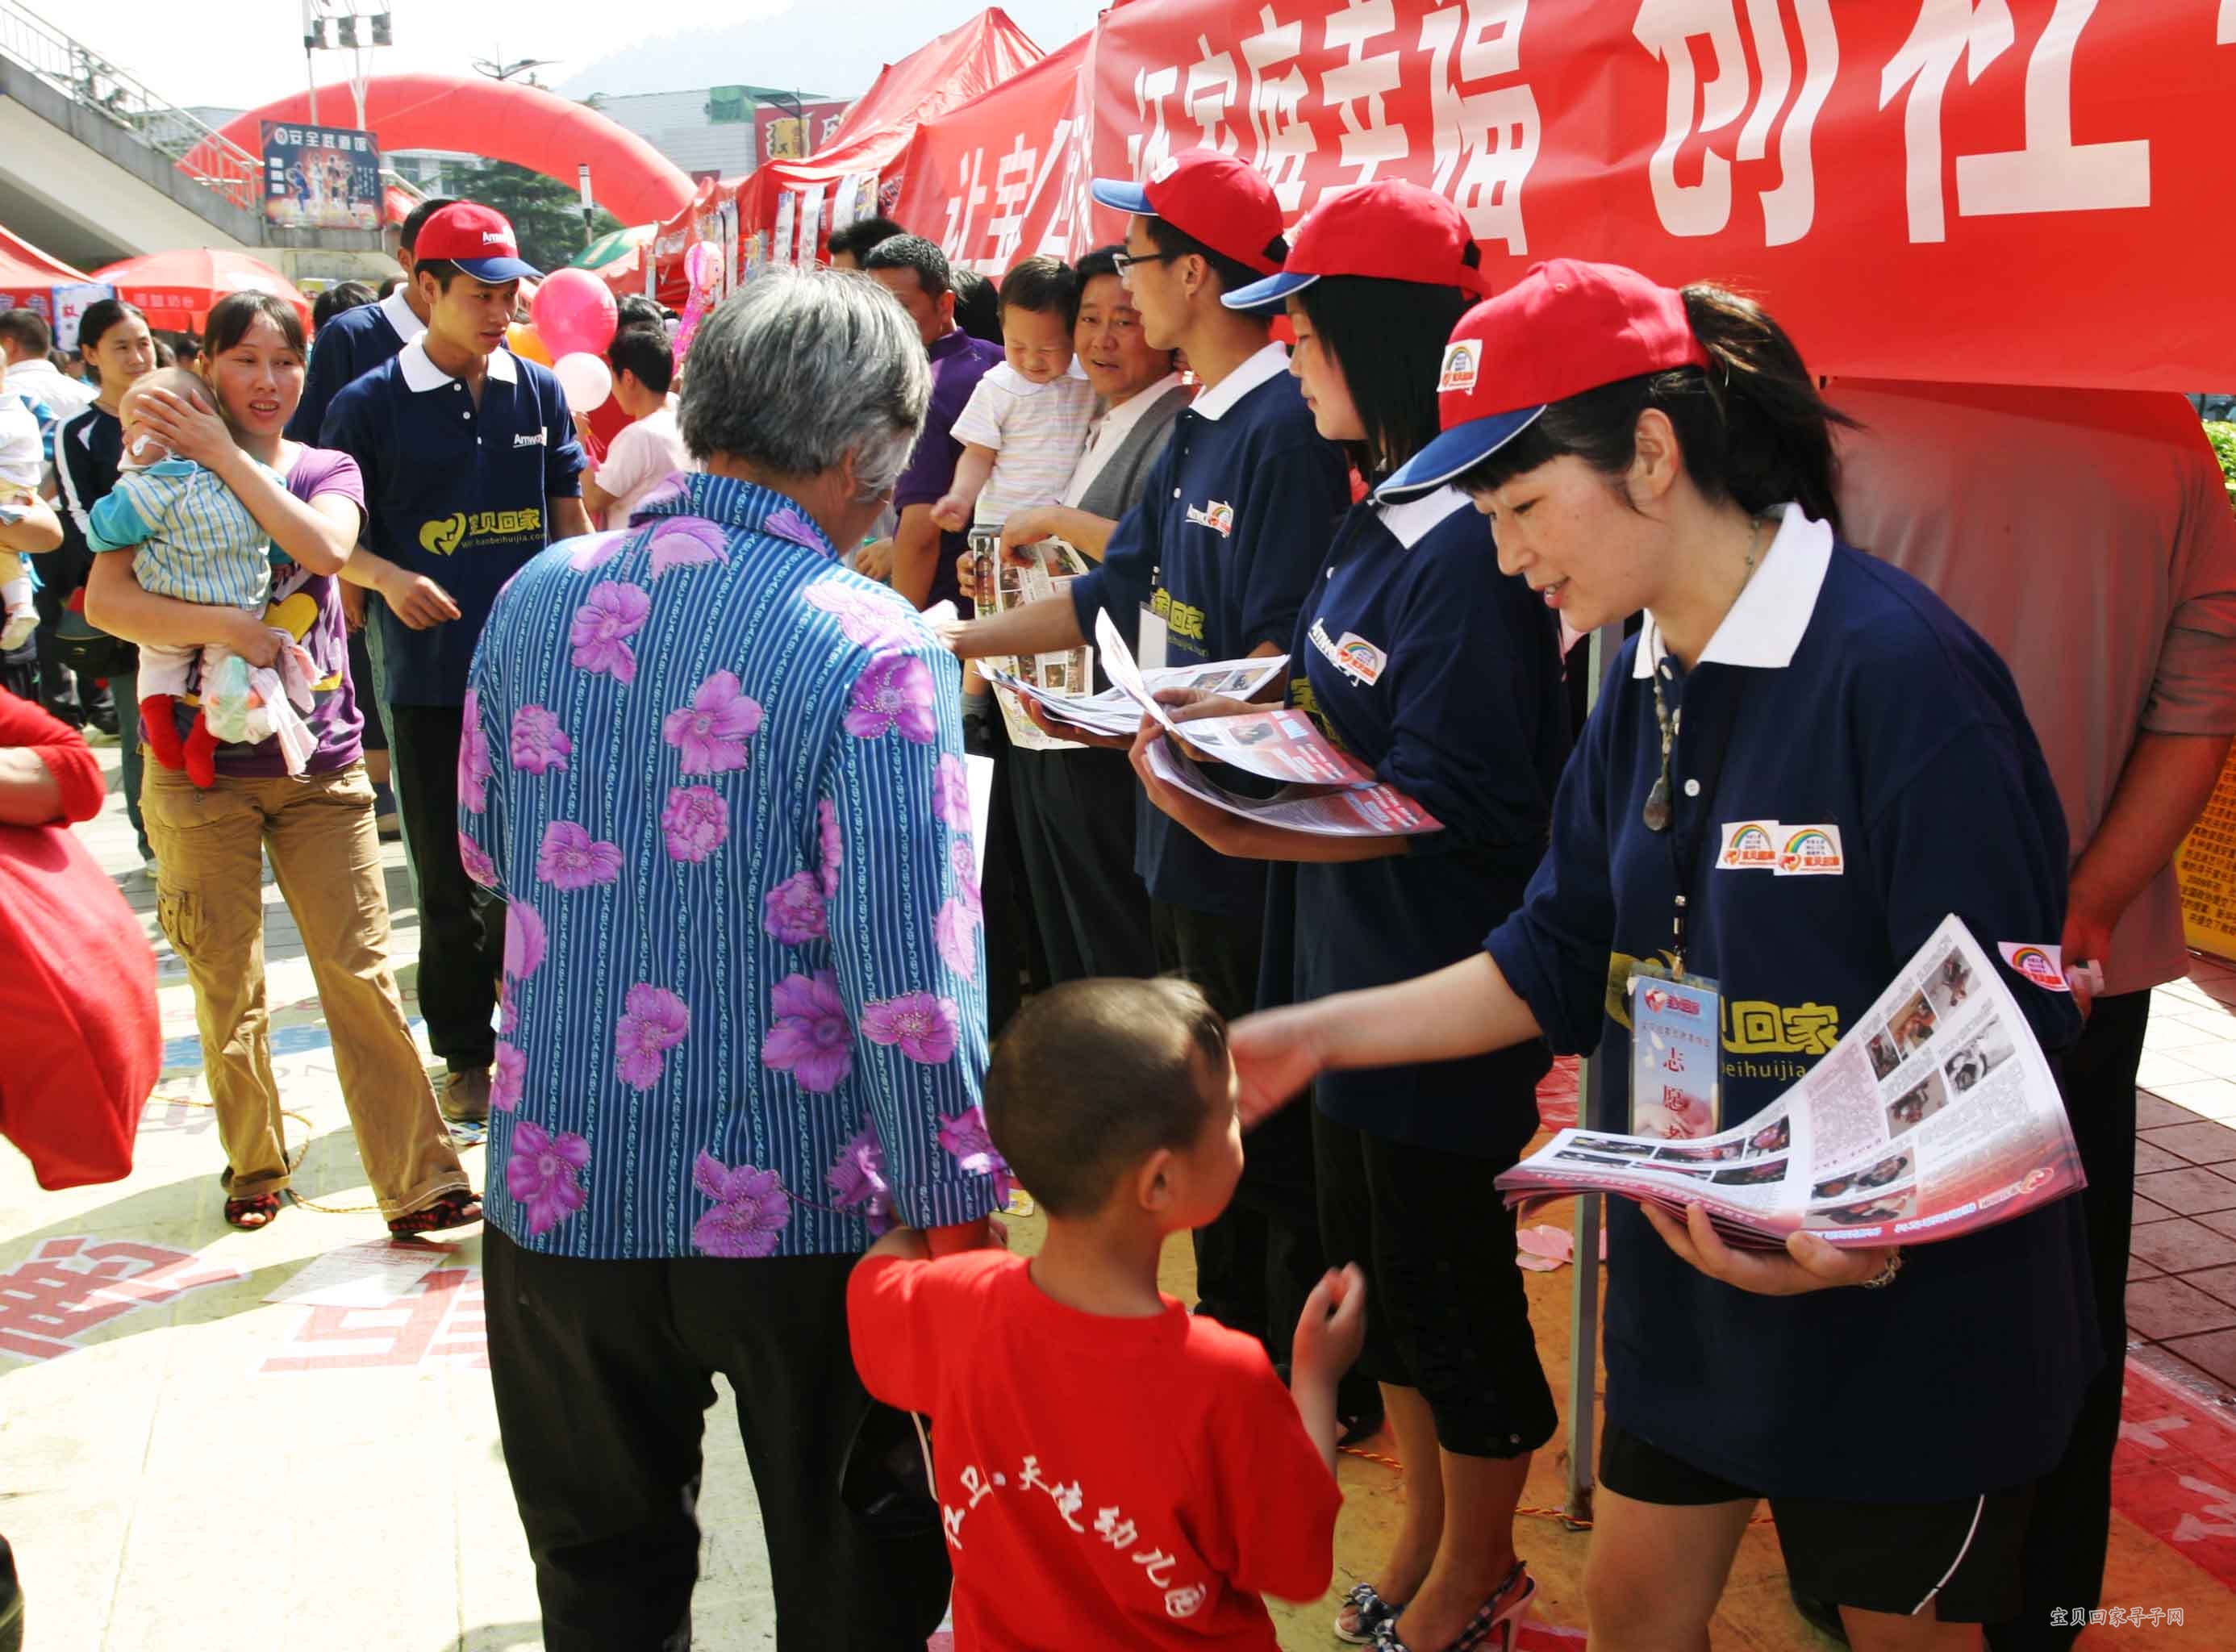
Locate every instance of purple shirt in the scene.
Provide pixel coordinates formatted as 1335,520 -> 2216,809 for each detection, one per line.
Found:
891,327 -> 1003,611
172,445 -> 368,778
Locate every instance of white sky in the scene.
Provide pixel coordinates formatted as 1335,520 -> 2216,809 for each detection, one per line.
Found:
54,0 -> 1097,115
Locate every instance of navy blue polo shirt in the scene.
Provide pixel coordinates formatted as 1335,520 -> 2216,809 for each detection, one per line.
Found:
288,291 -> 423,444
1487,507 -> 2097,1502
322,340 -> 584,707
1268,487 -> 1566,1157
1067,345 -> 1349,917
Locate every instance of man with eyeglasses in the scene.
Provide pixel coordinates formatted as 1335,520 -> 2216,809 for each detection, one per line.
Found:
938,151 -> 1353,1400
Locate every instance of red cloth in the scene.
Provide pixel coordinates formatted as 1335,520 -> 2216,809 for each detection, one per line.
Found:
0,693 -> 156,1188
849,1250 -> 1339,1650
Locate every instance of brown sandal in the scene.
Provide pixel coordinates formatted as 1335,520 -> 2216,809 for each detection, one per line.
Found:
223,1193 -> 283,1230
388,1191 -> 484,1238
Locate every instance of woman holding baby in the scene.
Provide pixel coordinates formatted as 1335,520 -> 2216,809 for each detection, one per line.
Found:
85,290 -> 480,1237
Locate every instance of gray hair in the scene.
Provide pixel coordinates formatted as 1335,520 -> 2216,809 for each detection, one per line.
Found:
679,270 -> 931,499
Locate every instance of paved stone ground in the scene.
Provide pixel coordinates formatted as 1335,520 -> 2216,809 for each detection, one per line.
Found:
7,742 -> 2236,1649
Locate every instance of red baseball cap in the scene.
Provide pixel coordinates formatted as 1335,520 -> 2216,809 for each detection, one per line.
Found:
411,201 -> 541,284
1377,259 -> 1712,501
1090,152 -> 1286,277
1224,180 -> 1487,311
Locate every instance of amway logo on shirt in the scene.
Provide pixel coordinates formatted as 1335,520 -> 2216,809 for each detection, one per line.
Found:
513,431 -> 546,448
1184,499 -> 1234,537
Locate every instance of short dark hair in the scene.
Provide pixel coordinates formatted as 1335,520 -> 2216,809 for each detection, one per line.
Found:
615,294 -> 665,328
1294,275 -> 1476,481
169,332 -> 201,365
311,282 -> 377,330
998,256 -> 1079,328
607,322 -> 674,395
203,291 -> 307,361
827,215 -> 907,263
1074,244 -> 1124,286
1454,283 -> 1856,532
410,258 -> 507,297
950,268 -> 1001,343
861,234 -> 952,300
1144,216 -> 1288,298
0,308 -> 52,357
76,299 -> 148,360
399,195 -> 458,253
984,977 -> 1229,1218
377,274 -> 404,299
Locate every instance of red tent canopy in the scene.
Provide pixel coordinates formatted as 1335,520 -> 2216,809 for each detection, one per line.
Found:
0,225 -> 90,289
90,250 -> 312,335
724,8 -> 1045,256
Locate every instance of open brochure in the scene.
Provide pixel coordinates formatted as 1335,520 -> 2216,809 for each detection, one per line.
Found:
1493,916 -> 2084,1249
1086,608 -> 1443,837
973,531 -> 1097,753
987,654 -> 1291,741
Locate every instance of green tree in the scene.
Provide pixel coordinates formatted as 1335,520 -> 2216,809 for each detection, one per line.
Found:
449,159 -> 622,275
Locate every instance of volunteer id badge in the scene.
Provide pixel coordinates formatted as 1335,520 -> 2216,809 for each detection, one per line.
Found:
1137,602 -> 1170,671
1629,970 -> 1723,1139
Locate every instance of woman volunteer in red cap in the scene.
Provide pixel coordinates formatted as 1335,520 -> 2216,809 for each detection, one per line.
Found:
1131,181 -> 1565,1652
1224,263 -> 2097,1647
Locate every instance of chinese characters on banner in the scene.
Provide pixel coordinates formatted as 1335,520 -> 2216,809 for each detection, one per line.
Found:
261,121 -> 385,232
0,1237 -> 243,1363
891,0 -> 2235,391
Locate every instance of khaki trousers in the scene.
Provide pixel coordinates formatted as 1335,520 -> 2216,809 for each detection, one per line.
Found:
141,757 -> 469,1216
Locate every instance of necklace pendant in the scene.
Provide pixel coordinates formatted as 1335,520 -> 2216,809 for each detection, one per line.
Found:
1642,776 -> 1672,832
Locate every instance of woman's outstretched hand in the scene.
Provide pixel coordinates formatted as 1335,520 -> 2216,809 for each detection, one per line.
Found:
1228,1004 -> 1331,1128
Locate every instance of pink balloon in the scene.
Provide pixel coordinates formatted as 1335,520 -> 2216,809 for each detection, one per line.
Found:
683,241 -> 719,290
532,268 -> 618,361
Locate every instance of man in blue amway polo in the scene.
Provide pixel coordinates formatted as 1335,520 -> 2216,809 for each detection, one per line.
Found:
944,152 -> 1355,1394
321,201 -> 589,1124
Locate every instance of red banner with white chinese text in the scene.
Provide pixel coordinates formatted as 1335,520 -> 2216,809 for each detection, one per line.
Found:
899,0 -> 2236,392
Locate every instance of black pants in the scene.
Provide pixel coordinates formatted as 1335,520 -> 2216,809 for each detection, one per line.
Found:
1986,989 -> 2149,1652
1008,745 -> 1158,983
484,1230 -> 951,1651
1152,897 -> 1324,1368
388,703 -> 501,1071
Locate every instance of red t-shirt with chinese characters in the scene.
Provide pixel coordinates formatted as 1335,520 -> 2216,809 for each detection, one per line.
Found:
849,1249 -> 1340,1650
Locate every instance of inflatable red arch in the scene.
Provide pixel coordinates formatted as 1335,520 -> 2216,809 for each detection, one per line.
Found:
187,74 -> 696,231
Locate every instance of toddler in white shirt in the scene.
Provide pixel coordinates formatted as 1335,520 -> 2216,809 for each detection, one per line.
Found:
931,257 -> 1096,534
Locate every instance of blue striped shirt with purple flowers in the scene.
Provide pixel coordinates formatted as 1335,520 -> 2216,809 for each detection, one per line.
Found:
461,473 -> 1001,1261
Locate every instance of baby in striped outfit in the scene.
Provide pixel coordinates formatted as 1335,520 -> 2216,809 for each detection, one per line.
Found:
931,256 -> 1095,536
87,369 -> 283,786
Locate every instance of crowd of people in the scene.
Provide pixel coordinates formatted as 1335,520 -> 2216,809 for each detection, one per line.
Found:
2,143 -> 2234,1652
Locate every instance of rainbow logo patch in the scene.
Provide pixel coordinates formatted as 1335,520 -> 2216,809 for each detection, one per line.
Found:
1719,821 -> 1779,870
1775,824 -> 1844,876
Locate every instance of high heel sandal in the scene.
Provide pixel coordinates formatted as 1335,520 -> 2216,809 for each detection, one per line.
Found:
1371,1562 -> 1536,1652
1334,1581 -> 1404,1645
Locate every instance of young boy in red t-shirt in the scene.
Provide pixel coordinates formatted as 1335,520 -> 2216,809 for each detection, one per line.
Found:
849,977 -> 1366,1650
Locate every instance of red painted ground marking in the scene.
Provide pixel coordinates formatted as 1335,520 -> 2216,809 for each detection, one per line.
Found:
258,1266 -> 488,1373
2112,1356 -> 2236,1588
0,1237 -> 243,1362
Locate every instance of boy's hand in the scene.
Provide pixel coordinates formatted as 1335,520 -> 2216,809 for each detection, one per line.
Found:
1291,1264 -> 1367,1383
377,565 -> 462,630
929,494 -> 970,534
856,539 -> 895,582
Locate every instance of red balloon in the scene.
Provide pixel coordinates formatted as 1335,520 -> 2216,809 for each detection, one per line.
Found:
531,268 -> 618,361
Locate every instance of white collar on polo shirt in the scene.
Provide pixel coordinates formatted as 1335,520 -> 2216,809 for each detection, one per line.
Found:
1189,342 -> 1289,423
1376,484 -> 1471,550
377,289 -> 427,346
1632,503 -> 1833,678
398,337 -> 519,394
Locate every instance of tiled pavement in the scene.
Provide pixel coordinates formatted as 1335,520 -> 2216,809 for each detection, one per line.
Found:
2125,957 -> 2236,1395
